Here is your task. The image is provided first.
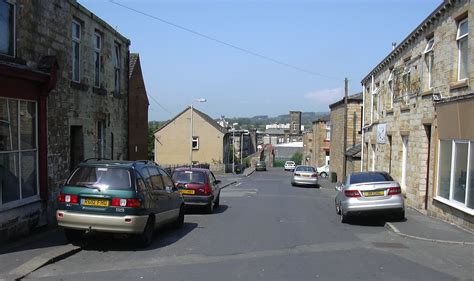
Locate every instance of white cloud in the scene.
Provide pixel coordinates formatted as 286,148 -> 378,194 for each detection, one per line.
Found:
304,87 -> 344,108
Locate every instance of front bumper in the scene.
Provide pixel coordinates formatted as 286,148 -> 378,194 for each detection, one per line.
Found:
292,176 -> 318,186
183,195 -> 213,206
56,210 -> 148,234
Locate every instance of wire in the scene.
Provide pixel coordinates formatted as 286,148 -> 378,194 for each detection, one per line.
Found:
109,0 -> 340,80
147,93 -> 175,117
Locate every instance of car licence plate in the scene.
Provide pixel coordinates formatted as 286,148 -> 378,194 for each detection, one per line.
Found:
180,189 -> 195,195
363,191 -> 385,197
82,198 -> 109,207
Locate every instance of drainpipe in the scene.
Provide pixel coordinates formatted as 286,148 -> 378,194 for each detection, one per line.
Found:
361,75 -> 375,171
361,83 -> 365,172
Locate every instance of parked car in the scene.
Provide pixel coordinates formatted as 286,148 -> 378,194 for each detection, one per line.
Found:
171,167 -> 221,213
256,160 -> 267,171
317,164 -> 330,178
334,171 -> 405,223
291,165 -> 318,187
56,160 -> 185,246
284,161 -> 296,171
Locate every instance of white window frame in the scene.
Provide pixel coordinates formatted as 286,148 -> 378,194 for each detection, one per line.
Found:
0,98 -> 40,210
402,66 -> 411,105
192,136 -> 199,150
388,70 -> 394,109
113,43 -> 121,94
71,20 -> 81,82
423,37 -> 434,90
93,32 -> 102,88
435,140 -> 473,215
325,124 -> 331,141
372,85 -> 379,120
0,0 -> 15,57
456,18 -> 468,81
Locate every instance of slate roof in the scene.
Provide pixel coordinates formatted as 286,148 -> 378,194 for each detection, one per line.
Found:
345,143 -> 362,158
329,92 -> 363,109
129,53 -> 139,78
155,106 -> 228,135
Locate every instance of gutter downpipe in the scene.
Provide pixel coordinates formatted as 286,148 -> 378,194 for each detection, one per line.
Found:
361,75 -> 375,171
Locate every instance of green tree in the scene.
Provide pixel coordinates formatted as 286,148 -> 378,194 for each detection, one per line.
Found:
291,151 -> 303,165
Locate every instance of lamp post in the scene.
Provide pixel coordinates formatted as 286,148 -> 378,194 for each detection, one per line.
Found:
232,123 -> 238,173
190,98 -> 207,167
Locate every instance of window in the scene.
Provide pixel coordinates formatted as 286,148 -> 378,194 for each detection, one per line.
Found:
388,70 -> 394,109
0,99 -> 38,206
67,167 -> 131,190
113,43 -> 121,94
401,66 -> 411,105
94,33 -> 102,88
457,18 -> 468,81
159,168 -> 174,189
401,136 -> 408,192
423,37 -> 434,90
71,20 -> 81,82
372,84 -> 379,120
147,167 -> 164,190
0,0 -> 15,56
350,172 -> 393,184
437,140 -> 473,212
97,121 -> 105,158
325,123 -> 331,141
192,136 -> 199,150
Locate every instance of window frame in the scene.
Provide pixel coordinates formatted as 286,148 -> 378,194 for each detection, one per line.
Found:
0,98 -> 39,210
0,0 -> 16,57
435,140 -> 474,215
388,70 -> 394,109
71,20 -> 81,82
93,32 -> 102,88
456,18 -> 469,81
401,66 -> 411,105
423,37 -> 434,90
113,42 -> 121,94
192,136 -> 199,150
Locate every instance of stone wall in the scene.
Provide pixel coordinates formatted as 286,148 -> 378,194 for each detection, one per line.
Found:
361,0 -> 473,230
1,0 -> 131,240
312,120 -> 330,168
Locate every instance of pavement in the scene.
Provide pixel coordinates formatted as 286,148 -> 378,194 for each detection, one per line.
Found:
1,173 -> 472,280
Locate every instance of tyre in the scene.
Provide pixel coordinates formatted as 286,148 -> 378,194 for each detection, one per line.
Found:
214,193 -> 220,207
320,172 -> 328,178
394,210 -> 405,222
205,199 -> 214,214
64,229 -> 83,243
138,217 -> 155,247
173,205 -> 185,229
340,208 -> 349,223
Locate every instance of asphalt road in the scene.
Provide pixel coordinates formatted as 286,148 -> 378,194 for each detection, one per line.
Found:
26,168 -> 473,281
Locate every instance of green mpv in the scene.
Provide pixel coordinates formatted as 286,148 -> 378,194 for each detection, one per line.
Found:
57,159 -> 185,246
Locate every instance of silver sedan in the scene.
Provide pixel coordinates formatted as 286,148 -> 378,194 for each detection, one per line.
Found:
335,171 -> 405,223
291,165 -> 318,187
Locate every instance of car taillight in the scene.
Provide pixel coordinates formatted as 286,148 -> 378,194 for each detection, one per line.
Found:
203,185 -> 212,195
311,173 -> 318,178
111,198 -> 141,208
388,187 -> 401,195
57,194 -> 79,204
344,190 -> 361,198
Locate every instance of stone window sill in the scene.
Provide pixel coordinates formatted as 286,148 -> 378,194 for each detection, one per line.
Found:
433,196 -> 474,216
449,79 -> 469,91
70,81 -> 89,91
93,87 -> 107,96
0,196 -> 42,212
421,89 -> 434,97
386,109 -> 394,115
400,106 -> 410,112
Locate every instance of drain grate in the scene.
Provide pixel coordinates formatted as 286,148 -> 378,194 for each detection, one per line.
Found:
372,242 -> 408,249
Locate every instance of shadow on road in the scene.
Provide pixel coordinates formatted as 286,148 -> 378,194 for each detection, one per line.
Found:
79,222 -> 198,252
185,204 -> 229,215
345,215 -> 407,227
0,227 -> 68,256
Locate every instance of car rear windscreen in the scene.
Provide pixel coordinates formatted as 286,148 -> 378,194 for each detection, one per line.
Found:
350,173 -> 393,184
172,170 -> 206,184
67,167 -> 132,190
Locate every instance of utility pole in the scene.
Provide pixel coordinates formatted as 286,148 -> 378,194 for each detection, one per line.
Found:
342,77 -> 348,180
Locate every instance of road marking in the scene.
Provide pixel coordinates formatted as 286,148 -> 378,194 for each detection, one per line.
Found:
234,182 -> 242,187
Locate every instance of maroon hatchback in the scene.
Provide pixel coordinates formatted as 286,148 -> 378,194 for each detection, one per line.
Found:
171,168 -> 221,214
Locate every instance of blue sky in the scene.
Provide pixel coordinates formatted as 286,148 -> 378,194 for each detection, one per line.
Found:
79,0 -> 441,121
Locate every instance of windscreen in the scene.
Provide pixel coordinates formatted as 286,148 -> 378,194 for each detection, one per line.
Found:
295,166 -> 315,172
350,172 -> 393,184
67,167 -> 132,190
172,170 -> 206,184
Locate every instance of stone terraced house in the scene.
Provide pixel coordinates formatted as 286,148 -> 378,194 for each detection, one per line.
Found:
0,0 -> 131,241
361,0 -> 473,230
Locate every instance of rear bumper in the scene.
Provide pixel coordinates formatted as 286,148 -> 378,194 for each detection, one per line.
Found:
341,197 -> 405,216
56,211 -> 148,234
183,195 -> 213,206
256,167 -> 266,171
